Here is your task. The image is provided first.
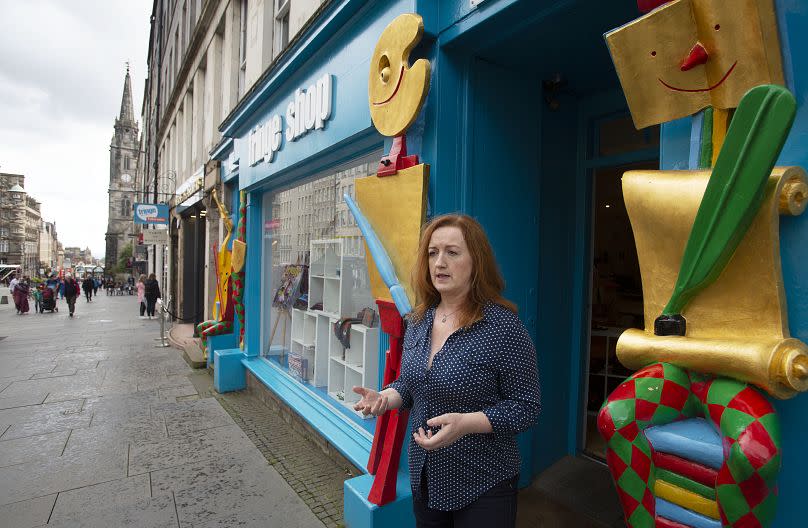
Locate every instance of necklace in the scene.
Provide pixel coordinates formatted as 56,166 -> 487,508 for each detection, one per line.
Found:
438,308 -> 460,323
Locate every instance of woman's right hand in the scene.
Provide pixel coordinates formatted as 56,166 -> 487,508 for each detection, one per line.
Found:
352,386 -> 389,417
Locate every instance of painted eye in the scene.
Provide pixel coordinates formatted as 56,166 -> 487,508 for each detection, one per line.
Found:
379,55 -> 391,83
651,50 -> 657,57
714,24 -> 720,30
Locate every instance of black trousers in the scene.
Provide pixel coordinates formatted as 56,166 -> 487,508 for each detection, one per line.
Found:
146,298 -> 157,317
413,470 -> 518,528
140,301 -> 146,316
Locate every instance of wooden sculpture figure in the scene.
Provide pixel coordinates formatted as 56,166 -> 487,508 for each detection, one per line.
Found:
598,2 -> 808,528
196,191 -> 247,353
196,189 -> 235,355
606,0 -> 784,164
345,13 -> 430,506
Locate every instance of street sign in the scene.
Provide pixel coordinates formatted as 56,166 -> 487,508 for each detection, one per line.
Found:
134,203 -> 170,225
142,230 -> 169,246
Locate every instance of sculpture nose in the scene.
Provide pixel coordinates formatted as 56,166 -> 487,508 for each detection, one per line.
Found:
681,43 -> 709,71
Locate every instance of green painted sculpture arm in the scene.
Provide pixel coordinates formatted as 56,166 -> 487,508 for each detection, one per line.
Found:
662,85 -> 796,318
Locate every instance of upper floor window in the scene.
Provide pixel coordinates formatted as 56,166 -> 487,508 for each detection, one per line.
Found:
274,0 -> 290,57
238,0 -> 248,96
0,227 -> 7,238
0,240 -> 9,253
121,197 -> 132,216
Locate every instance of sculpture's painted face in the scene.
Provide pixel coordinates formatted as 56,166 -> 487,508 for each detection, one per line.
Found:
368,13 -> 431,137
606,0 -> 783,128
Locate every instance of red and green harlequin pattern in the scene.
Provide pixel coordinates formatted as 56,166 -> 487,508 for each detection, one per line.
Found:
196,319 -> 234,353
234,193 -> 247,349
598,363 -> 781,528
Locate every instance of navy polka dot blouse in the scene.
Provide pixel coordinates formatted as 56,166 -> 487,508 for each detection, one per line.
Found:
386,302 -> 541,511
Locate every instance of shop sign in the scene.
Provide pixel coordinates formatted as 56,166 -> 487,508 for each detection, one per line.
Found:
248,74 -> 334,167
142,230 -> 169,246
134,203 -> 170,225
175,174 -> 204,207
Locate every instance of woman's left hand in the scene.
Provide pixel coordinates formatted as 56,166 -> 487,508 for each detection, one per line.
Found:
412,413 -> 468,451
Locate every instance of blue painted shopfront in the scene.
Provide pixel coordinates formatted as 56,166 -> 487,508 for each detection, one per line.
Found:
209,0 -> 808,526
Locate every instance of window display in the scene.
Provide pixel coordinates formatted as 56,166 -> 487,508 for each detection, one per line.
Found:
262,151 -> 381,429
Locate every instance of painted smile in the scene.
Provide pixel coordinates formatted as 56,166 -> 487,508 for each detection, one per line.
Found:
658,61 -> 738,93
372,66 -> 405,106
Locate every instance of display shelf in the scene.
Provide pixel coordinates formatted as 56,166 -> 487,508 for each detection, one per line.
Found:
327,323 -> 378,419
308,240 -> 348,317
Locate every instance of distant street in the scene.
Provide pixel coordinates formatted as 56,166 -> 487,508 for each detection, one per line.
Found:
0,291 -> 323,528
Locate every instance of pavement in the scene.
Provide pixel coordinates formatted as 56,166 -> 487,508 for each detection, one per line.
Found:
0,291 -> 324,528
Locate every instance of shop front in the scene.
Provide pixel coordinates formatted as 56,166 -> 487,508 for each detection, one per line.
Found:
210,1 -> 808,527
173,171 -> 207,328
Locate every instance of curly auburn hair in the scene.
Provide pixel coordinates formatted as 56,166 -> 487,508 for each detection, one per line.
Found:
410,214 -> 516,328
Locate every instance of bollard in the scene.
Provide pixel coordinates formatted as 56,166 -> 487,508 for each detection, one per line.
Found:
154,298 -> 170,348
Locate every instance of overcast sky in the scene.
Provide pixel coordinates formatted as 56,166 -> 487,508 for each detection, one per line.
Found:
0,1 -> 152,260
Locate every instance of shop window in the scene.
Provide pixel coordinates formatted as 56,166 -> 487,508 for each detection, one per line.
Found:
263,150 -> 382,431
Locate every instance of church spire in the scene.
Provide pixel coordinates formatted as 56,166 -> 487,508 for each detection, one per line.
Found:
117,63 -> 135,126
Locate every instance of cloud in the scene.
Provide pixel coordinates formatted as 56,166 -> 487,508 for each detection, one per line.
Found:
0,0 -> 152,259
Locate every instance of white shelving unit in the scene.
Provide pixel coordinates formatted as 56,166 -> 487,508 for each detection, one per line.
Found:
287,238 -> 380,418
308,239 -> 348,318
328,324 -> 378,418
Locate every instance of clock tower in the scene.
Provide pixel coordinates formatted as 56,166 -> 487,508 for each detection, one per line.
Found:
105,65 -> 141,274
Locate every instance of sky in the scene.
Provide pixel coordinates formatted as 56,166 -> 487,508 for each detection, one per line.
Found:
0,1 -> 152,260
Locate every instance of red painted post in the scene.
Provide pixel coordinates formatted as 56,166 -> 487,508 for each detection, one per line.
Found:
367,299 -> 409,505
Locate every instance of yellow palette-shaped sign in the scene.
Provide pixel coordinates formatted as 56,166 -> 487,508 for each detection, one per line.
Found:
231,240 -> 246,273
606,0 -> 783,129
355,164 -> 429,305
368,14 -> 431,137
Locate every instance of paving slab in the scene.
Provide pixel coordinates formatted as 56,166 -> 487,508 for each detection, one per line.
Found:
0,493 -> 57,528
48,494 -> 179,528
0,429 -> 69,467
129,425 -> 253,475
0,392 -> 49,410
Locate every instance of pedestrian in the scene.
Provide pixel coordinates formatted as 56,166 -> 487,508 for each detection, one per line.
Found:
144,273 -> 161,319
137,274 -> 146,318
63,273 -> 80,317
8,274 -> 19,313
93,276 -> 99,296
14,276 -> 30,314
82,275 -> 94,302
59,279 -> 65,299
352,214 -> 541,528
33,284 -> 44,313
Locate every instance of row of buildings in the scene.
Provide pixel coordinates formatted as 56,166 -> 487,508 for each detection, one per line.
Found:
0,172 -> 94,279
125,0 -> 808,527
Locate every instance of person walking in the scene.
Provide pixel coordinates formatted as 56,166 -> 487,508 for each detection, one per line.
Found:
93,276 -> 99,296
8,274 -> 19,313
33,284 -> 44,314
144,273 -> 161,319
14,276 -> 30,315
63,273 -> 80,317
352,214 -> 541,528
137,274 -> 147,318
82,275 -> 94,302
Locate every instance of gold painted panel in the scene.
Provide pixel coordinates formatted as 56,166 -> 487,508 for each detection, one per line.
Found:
355,164 -> 429,305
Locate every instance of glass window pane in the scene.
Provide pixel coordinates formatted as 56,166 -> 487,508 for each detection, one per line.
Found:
262,150 -> 382,430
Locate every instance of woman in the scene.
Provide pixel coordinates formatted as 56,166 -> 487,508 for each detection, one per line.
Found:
144,273 -> 161,319
63,273 -> 80,317
137,274 -> 146,318
353,214 -> 541,527
14,276 -> 30,315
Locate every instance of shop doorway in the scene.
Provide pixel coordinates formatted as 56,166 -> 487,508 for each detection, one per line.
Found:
180,208 -> 207,327
583,152 -> 659,459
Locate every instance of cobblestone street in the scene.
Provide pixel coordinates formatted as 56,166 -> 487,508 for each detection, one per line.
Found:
0,292 -> 330,528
